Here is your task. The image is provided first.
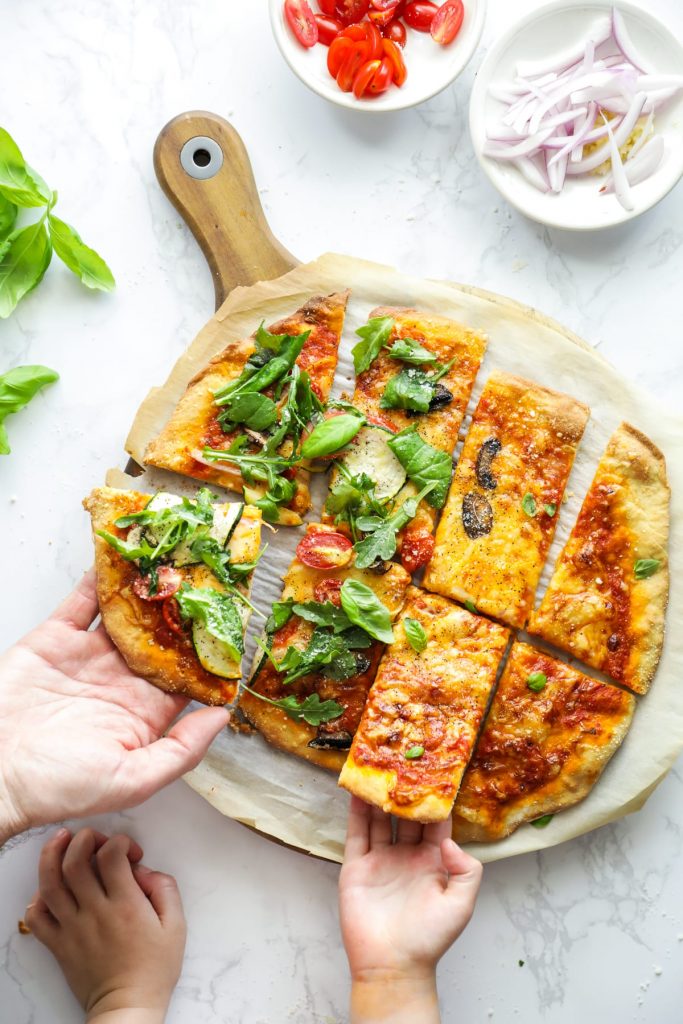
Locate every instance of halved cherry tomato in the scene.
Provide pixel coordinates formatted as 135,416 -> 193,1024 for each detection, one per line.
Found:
337,41 -> 370,91
353,58 -> 382,99
335,0 -> 370,24
296,531 -> 353,569
328,34 -> 354,75
364,20 -> 384,58
133,566 -> 183,602
340,22 -> 369,39
318,0 -> 338,13
315,13 -> 344,44
430,0 -> 464,44
370,0 -> 402,9
162,596 -> 189,635
382,18 -> 407,45
367,55 -> 394,94
402,0 -> 438,31
400,530 -> 435,573
368,7 -> 396,26
284,0 -> 319,47
382,38 -> 407,86
314,578 -> 344,606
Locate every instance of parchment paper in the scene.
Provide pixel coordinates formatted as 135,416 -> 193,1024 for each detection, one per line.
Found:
120,252 -> 683,864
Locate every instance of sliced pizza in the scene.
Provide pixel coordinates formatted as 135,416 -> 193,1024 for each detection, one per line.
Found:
529,423 -> 669,695
143,291 -> 349,525
84,486 -> 262,705
239,523 -> 411,771
451,641 -> 636,843
322,308 -> 487,574
423,372 -> 590,627
338,587 -> 510,822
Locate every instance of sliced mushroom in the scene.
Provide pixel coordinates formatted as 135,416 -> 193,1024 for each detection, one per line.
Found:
462,491 -> 494,539
308,731 -> 353,751
475,437 -> 502,490
354,653 -> 372,675
428,383 -> 453,411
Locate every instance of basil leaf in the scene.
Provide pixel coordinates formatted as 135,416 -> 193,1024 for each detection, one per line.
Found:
176,586 -> 244,662
387,427 -> 452,509
530,814 -> 554,829
634,558 -> 661,580
0,221 -> 52,319
403,617 -> 427,653
405,745 -> 425,759
301,413 -> 365,459
47,213 -> 115,292
223,392 -> 278,431
0,194 -> 17,240
389,338 -> 437,365
544,503 -> 557,517
380,368 -> 434,413
340,579 -> 394,644
243,685 -> 343,727
464,599 -> 478,615
0,128 -> 51,207
292,600 -> 354,634
352,316 -> 394,375
0,364 -> 59,454
526,672 -> 547,692
522,493 -> 537,517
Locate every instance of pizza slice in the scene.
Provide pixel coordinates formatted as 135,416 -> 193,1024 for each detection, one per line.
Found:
451,641 -> 636,843
322,308 -> 487,574
528,423 -> 669,695
142,291 -> 349,525
239,523 -> 411,771
84,486 -> 262,705
423,372 -> 590,627
338,587 -> 510,822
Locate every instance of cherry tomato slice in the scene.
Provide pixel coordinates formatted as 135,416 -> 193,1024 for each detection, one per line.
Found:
400,530 -> 435,574
364,20 -> 384,58
161,596 -> 189,635
314,578 -> 344,606
370,0 -> 401,9
337,41 -> 369,91
368,7 -> 397,27
132,566 -> 183,602
430,0 -> 464,44
315,13 -> 344,44
382,18 -> 407,45
318,0 -> 337,13
368,55 -> 394,94
284,0 -> 319,47
340,22 -> 369,40
296,531 -> 354,569
382,38 -> 407,86
328,35 -> 354,75
353,58 -> 382,99
402,0 -> 438,31
335,0 -> 370,24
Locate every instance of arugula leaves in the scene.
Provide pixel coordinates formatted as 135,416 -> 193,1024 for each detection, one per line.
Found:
388,337 -> 437,364
386,427 -> 452,509
291,600 -> 355,634
340,579 -> 394,644
301,412 -> 365,459
271,627 -> 370,685
0,364 -> 59,454
380,360 -> 454,414
0,127 -> 114,317
176,585 -> 244,662
214,329 -> 309,407
353,482 -> 435,569
352,316 -> 394,374
242,685 -> 344,727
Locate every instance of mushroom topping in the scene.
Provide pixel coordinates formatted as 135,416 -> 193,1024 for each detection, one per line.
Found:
308,731 -> 353,750
406,382 -> 453,418
475,437 -> 502,490
462,491 -> 494,539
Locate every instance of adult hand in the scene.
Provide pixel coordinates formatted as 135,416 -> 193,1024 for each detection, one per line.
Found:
0,570 -> 229,843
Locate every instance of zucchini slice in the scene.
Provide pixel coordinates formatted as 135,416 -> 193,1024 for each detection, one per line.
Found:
191,622 -> 241,679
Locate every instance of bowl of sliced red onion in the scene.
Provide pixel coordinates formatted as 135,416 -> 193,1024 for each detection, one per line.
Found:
470,1 -> 683,229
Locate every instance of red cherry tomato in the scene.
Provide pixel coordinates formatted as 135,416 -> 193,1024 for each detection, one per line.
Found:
382,18 -> 407,45
364,19 -> 384,58
296,531 -> 354,569
368,7 -> 396,26
368,55 -> 394,94
132,566 -> 183,602
337,41 -> 369,91
340,22 -> 369,39
161,596 -> 189,635
382,38 -> 407,86
328,34 -> 354,74
334,0 -> 370,24
315,13 -> 344,44
314,578 -> 344,606
353,58 -> 382,99
317,0 -> 338,13
284,0 -> 319,47
430,0 -> 464,44
400,530 -> 435,573
402,0 -> 438,31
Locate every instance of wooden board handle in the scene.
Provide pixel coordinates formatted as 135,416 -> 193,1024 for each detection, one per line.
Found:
153,111 -> 299,310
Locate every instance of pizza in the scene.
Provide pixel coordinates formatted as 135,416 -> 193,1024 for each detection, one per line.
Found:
529,423 -> 669,695
239,522 -> 411,771
451,641 -> 636,843
322,307 -> 487,573
142,291 -> 349,525
423,372 -> 590,627
84,486 -> 262,705
338,587 -> 510,822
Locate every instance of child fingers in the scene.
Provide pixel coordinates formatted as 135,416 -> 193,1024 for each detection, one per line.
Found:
61,828 -> 111,907
38,829 -> 77,921
369,805 -> 393,849
96,834 -> 145,899
395,818 -> 423,845
132,865 -> 186,931
344,797 -> 371,860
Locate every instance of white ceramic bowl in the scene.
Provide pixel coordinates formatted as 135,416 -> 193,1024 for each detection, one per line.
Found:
469,0 -> 683,230
270,0 -> 487,112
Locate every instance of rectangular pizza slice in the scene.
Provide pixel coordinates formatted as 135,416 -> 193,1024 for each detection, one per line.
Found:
528,423 -> 669,695
322,307 -> 487,574
338,587 -> 510,822
239,523 -> 411,772
423,371 -> 590,627
451,641 -> 636,843
84,486 -> 262,705
142,291 -> 349,525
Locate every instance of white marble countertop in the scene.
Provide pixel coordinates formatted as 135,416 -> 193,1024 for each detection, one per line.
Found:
2,1 -> 682,1021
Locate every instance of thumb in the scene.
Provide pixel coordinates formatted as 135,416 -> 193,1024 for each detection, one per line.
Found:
118,706 -> 230,807
441,838 -> 483,914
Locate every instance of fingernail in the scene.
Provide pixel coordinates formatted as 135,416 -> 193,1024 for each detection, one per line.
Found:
54,827 -> 70,841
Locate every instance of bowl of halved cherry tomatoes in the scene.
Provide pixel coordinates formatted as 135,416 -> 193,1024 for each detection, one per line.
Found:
270,0 -> 487,110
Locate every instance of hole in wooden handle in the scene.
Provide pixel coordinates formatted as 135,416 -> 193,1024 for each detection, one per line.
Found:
179,136 -> 224,180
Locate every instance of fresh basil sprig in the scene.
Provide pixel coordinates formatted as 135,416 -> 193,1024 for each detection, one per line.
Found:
0,127 -> 114,318
352,316 -> 395,374
0,364 -> 59,454
386,427 -> 452,509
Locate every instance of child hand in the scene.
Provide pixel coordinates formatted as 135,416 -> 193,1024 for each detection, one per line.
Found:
24,828 -> 186,1023
339,798 -> 482,1023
